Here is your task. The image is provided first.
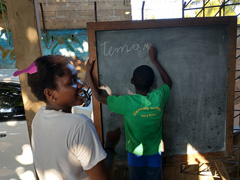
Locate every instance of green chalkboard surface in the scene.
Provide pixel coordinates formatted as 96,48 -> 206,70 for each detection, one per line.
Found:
87,17 -> 236,163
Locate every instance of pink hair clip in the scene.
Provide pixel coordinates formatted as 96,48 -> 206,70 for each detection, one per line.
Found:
13,62 -> 38,77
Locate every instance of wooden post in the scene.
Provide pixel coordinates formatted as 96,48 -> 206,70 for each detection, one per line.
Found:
213,160 -> 231,180
6,0 -> 44,139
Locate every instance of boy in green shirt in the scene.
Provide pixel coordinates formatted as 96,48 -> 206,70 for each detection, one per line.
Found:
87,46 -> 172,180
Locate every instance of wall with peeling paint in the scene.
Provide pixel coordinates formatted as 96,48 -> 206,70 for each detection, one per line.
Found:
0,30 -> 15,68
0,29 -> 89,82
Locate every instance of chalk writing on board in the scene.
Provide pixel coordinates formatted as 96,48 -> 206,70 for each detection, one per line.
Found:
100,41 -> 151,56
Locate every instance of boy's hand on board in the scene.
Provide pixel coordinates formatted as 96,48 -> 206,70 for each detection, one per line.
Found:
149,45 -> 158,64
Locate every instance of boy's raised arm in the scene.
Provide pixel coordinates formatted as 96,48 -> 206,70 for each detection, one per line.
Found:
149,46 -> 172,89
86,60 -> 108,105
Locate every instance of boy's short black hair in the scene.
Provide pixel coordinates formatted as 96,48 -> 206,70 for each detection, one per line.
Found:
132,65 -> 154,92
28,55 -> 70,102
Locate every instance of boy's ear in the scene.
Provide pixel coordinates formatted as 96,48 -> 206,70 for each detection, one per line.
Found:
131,78 -> 134,84
44,88 -> 56,102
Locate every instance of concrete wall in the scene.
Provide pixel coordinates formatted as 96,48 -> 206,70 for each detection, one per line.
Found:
0,1 -> 131,30
36,0 -> 131,29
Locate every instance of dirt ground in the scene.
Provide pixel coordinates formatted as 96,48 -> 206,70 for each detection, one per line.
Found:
113,160 -> 129,180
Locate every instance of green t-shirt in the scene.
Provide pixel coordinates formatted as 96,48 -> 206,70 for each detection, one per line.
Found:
107,84 -> 170,155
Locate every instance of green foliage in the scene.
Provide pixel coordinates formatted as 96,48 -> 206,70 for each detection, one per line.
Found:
186,0 -> 239,19
0,0 -> 10,45
0,0 -> 6,14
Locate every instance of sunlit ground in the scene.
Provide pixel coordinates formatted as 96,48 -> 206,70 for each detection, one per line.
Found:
186,143 -> 227,180
0,120 -> 36,180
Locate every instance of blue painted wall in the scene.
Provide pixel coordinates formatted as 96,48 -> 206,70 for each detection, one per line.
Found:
0,30 -> 15,68
0,29 -> 89,82
42,29 -> 88,60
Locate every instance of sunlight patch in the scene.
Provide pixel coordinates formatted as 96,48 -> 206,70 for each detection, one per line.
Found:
59,48 -> 75,57
83,41 -> 88,52
26,27 -> 38,44
76,47 -> 84,53
15,167 -> 35,180
15,144 -> 33,165
187,143 -> 208,164
44,169 -> 62,180
133,143 -> 143,156
6,121 -> 17,126
1,32 -> 7,40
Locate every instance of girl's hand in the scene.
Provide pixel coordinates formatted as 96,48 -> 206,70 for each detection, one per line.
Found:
86,59 -> 95,75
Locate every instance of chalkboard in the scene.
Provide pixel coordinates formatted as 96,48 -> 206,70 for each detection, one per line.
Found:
87,17 -> 236,163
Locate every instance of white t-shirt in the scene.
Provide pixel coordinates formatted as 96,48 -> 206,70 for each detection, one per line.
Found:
31,106 -> 107,180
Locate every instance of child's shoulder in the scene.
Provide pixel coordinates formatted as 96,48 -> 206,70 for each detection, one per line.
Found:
66,113 -> 94,130
155,84 -> 170,92
69,112 -> 90,122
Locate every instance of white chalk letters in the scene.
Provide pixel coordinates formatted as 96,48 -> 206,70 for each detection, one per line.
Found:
100,41 -> 151,56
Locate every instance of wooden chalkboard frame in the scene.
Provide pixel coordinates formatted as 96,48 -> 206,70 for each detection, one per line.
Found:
87,17 -> 236,163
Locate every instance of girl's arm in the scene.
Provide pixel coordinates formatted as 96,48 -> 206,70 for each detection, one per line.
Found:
86,60 -> 108,105
85,128 -> 121,180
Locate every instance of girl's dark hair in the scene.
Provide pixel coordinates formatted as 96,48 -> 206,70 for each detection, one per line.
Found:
28,55 -> 70,102
132,65 -> 154,92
